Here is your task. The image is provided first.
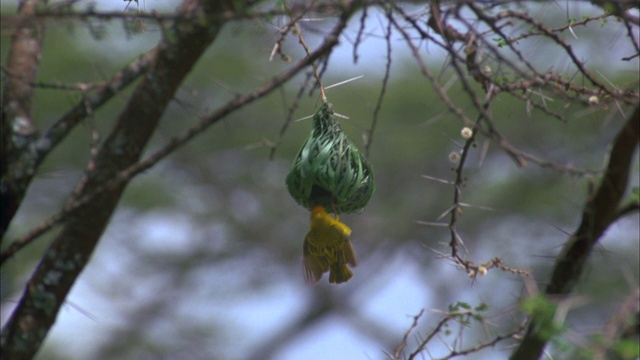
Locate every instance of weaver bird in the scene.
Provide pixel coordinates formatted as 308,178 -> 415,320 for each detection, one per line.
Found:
303,205 -> 357,284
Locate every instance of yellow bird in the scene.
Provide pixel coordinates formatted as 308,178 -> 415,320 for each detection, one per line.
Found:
303,205 -> 357,284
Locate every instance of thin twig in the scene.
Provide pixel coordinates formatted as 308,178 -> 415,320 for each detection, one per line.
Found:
365,4 -> 393,158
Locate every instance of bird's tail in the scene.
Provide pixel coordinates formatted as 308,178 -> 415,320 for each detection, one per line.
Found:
328,241 -> 357,284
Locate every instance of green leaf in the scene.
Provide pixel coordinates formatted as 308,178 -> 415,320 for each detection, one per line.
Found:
474,302 -> 489,312
631,186 -> 639,202
457,301 -> 472,310
521,295 -> 565,341
613,338 -> 640,359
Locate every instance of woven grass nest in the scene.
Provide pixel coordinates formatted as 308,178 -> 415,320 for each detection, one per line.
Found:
286,102 -> 375,213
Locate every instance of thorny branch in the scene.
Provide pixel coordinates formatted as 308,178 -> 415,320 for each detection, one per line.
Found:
267,1 -> 334,159
510,104 -> 640,360
365,4 -> 393,158
1,1 -> 638,359
0,0 -> 356,264
1,0 -> 47,238
393,309 -> 425,359
444,109 -> 530,279
390,2 -> 637,357
392,2 -> 532,278
0,2 -> 342,25
1,0 -> 365,357
392,304 -> 526,360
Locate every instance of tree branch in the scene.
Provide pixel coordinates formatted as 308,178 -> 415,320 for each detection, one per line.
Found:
510,104 -> 640,360
0,0 -> 47,239
0,0 -> 241,357
0,0 -> 356,266
595,289 -> 640,360
0,0 -> 360,357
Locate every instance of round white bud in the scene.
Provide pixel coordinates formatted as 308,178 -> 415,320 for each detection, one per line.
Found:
461,127 -> 473,139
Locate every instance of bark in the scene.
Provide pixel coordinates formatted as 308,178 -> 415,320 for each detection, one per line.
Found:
0,0 -> 47,239
510,105 -> 640,360
0,1 -> 247,358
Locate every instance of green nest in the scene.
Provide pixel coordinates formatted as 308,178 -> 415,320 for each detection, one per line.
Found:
286,103 -> 375,213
